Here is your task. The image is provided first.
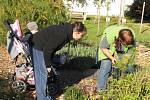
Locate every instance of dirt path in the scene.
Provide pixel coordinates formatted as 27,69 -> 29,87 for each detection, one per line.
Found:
136,44 -> 150,67
0,45 -> 15,78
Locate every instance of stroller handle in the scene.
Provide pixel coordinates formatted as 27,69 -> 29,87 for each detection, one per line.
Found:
5,20 -> 13,31
5,20 -> 21,41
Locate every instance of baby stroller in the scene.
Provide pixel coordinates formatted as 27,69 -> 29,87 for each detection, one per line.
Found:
5,19 -> 68,95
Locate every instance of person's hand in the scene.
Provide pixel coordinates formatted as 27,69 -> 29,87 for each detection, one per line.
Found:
47,68 -> 51,73
110,57 -> 117,64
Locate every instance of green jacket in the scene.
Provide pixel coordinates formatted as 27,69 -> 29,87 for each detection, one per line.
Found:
98,25 -> 135,61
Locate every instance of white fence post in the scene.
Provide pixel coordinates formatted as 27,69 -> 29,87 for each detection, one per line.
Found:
140,2 -> 145,33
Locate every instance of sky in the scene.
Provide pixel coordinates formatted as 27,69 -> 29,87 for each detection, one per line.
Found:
65,0 -> 134,16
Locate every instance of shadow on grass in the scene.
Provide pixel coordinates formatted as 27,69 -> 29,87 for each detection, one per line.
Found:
52,56 -> 99,98
64,56 -> 96,69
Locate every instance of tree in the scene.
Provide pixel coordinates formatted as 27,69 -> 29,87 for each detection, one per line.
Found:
0,0 -> 70,43
126,0 -> 150,22
66,0 -> 87,7
66,0 -> 114,6
66,0 -> 115,35
0,0 -> 69,28
93,0 -> 115,34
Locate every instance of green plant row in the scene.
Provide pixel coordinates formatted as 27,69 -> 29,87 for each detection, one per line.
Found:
64,69 -> 150,100
101,69 -> 150,100
57,41 -> 96,59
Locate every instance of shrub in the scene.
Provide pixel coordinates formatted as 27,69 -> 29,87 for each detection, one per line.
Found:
0,0 -> 70,44
64,86 -> 86,100
126,0 -> 150,22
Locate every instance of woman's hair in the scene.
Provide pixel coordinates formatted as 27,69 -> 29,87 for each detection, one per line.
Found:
72,22 -> 87,33
119,29 -> 135,45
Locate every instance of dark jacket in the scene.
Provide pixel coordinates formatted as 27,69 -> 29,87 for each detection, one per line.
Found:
32,23 -> 73,67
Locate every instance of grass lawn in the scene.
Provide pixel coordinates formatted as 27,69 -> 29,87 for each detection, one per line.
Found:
0,19 -> 149,46
85,20 -> 150,47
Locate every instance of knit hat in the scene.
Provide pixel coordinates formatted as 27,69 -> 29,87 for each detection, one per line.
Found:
27,22 -> 38,31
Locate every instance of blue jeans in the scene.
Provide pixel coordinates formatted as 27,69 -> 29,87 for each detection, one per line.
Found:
97,59 -> 112,90
32,47 -> 53,100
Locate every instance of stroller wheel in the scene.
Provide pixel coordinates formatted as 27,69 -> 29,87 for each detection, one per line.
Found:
47,83 -> 59,95
11,80 -> 27,93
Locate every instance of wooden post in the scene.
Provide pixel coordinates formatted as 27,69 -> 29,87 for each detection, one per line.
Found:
140,2 -> 145,33
122,0 -> 125,21
119,0 -> 123,25
82,12 -> 86,24
69,0 -> 74,18
106,0 -> 109,27
97,0 -> 101,35
83,6 -> 87,24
